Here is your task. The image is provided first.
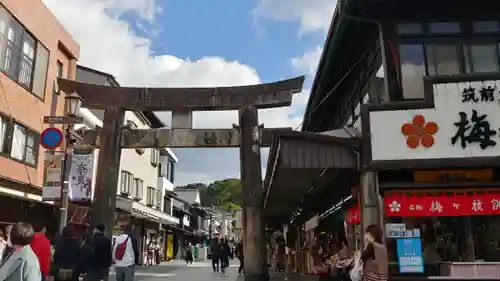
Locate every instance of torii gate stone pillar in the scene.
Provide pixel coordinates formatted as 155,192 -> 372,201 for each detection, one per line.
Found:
58,76 -> 304,281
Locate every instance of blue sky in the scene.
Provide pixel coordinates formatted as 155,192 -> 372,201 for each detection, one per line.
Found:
124,0 -> 322,86
45,0 -> 334,185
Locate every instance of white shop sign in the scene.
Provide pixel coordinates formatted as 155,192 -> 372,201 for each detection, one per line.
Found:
370,79 -> 500,161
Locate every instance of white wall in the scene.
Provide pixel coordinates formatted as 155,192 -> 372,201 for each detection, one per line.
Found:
118,111 -> 159,206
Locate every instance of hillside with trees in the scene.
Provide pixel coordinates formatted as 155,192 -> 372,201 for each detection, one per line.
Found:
175,178 -> 242,210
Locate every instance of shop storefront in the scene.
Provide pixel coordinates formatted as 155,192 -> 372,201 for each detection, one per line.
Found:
364,74 -> 500,278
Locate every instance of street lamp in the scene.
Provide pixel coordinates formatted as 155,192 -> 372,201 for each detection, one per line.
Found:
65,91 -> 83,116
58,91 -> 83,233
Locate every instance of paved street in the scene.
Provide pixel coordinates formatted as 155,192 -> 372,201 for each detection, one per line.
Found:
110,260 -> 242,281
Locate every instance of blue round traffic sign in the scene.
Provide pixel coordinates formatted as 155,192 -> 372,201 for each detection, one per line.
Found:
40,128 -> 63,150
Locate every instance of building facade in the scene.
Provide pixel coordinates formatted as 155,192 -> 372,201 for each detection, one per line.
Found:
0,0 -> 79,231
265,0 -> 500,277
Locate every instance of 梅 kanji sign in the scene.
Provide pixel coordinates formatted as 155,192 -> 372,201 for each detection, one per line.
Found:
369,79 -> 500,161
384,193 -> 500,217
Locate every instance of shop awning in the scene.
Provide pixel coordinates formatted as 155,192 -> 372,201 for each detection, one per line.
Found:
263,130 -> 360,224
116,197 -> 180,225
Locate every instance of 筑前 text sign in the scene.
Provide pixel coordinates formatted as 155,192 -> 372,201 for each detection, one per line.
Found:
370,79 -> 500,161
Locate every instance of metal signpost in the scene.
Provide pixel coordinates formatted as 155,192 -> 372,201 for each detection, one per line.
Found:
44,116 -> 84,124
43,107 -> 84,233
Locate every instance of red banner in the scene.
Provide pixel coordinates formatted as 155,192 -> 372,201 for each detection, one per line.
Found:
345,206 -> 360,224
384,193 -> 500,217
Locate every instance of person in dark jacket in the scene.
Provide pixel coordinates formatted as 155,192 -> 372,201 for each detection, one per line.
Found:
219,239 -> 230,273
210,238 -> 220,272
52,226 -> 81,281
83,224 -> 112,281
236,242 -> 244,274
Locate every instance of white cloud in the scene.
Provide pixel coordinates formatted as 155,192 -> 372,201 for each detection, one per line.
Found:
43,0 -> 308,185
254,0 -> 337,34
291,46 -> 323,75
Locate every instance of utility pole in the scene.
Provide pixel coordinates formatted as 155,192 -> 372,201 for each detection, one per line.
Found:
238,105 -> 268,281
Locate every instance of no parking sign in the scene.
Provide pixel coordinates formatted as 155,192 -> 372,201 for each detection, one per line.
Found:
40,128 -> 63,150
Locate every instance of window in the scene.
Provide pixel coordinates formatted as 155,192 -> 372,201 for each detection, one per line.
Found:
32,44 -> 49,99
0,115 -> 7,153
0,5 -> 48,98
52,61 -> 63,95
166,158 -> 175,183
133,178 -> 143,200
18,32 -> 34,88
120,171 -> 133,195
156,189 -> 162,208
3,16 -> 22,78
399,44 -> 426,99
146,186 -> 155,206
397,23 -> 423,35
56,61 -> 63,78
157,162 -> 165,177
429,22 -> 461,34
426,44 -> 461,76
473,21 -> 499,33
464,44 -> 499,73
163,197 -> 172,214
10,123 -> 37,165
150,148 -> 159,166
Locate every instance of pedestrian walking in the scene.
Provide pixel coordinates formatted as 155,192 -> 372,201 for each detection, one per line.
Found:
52,226 -> 81,281
210,238 -> 220,272
0,222 -> 41,281
361,224 -> 388,281
82,224 -> 112,281
184,243 -> 193,265
146,242 -> 154,266
235,241 -> 244,275
29,222 -> 51,280
219,239 -> 230,274
112,224 -> 139,281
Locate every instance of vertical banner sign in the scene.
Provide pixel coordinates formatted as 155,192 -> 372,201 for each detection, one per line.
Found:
69,153 -> 93,201
42,152 -> 64,201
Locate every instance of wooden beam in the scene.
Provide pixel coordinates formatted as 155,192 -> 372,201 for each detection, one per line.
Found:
58,76 -> 305,111
74,128 -> 291,148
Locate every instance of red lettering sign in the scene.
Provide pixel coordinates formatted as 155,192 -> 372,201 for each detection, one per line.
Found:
384,193 -> 500,217
345,206 -> 361,224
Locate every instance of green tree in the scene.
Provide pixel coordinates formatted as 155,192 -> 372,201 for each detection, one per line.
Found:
176,178 -> 241,209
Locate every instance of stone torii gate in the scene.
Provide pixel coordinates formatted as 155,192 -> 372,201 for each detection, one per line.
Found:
58,76 -> 304,281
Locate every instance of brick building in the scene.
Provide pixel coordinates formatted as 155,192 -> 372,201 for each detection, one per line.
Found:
0,0 -> 79,230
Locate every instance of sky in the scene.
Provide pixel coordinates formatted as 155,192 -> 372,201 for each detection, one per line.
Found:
43,0 -> 338,186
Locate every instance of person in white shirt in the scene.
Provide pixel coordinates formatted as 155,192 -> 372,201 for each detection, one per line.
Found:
112,224 -> 139,281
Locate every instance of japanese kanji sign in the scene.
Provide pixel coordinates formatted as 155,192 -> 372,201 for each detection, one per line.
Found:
69,153 -> 94,201
384,193 -> 500,217
369,79 -> 500,161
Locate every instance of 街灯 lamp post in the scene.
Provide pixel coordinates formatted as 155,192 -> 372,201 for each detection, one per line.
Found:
58,91 -> 83,233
